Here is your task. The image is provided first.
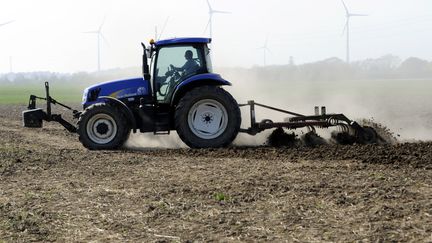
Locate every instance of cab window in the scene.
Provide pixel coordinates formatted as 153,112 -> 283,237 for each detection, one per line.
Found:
154,45 -> 204,103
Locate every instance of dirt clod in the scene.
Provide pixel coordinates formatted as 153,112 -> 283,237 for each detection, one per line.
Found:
267,128 -> 299,147
301,131 -> 327,147
360,118 -> 399,144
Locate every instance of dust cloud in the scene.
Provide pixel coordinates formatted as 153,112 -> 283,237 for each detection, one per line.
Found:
125,131 -> 187,149
124,65 -> 432,148
223,68 -> 432,144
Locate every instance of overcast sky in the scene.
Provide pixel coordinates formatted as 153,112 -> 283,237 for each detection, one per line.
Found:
0,0 -> 431,73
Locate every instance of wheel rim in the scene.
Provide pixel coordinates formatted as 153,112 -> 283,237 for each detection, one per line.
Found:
86,113 -> 118,144
187,99 -> 228,140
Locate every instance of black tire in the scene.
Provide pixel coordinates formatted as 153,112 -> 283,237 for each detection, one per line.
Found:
174,86 -> 241,148
77,103 -> 130,150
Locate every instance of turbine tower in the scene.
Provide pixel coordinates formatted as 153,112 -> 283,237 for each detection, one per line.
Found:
258,37 -> 271,66
204,0 -> 230,39
84,18 -> 107,72
341,0 -> 367,63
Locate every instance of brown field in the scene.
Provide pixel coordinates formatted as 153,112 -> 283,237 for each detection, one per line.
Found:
0,104 -> 431,242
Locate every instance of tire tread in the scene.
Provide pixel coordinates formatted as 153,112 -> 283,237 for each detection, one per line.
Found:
77,103 -> 129,150
174,86 -> 241,148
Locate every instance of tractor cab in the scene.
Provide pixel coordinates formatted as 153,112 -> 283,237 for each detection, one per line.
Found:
144,38 -> 213,104
23,37 -> 239,150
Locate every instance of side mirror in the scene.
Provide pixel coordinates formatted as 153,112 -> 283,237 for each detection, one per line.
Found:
141,42 -> 151,80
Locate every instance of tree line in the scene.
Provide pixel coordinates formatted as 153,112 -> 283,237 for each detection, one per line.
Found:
1,55 -> 432,85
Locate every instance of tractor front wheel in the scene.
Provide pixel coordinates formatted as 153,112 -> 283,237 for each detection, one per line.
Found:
77,103 -> 130,150
175,86 -> 241,148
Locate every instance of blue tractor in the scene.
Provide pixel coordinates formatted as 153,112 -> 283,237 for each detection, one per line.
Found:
23,37 -> 381,149
24,38 -> 242,149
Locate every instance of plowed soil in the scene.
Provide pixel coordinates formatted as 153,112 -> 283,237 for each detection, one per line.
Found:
0,105 -> 431,242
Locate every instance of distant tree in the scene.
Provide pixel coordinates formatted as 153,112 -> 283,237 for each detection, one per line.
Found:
353,55 -> 401,78
299,57 -> 352,81
398,57 -> 431,78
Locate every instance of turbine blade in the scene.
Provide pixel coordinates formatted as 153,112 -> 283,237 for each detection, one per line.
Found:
158,16 -> 170,40
0,20 -> 14,28
206,0 -> 212,12
100,33 -> 109,46
263,36 -> 271,53
212,10 -> 231,14
341,19 -> 348,36
341,0 -> 349,14
203,18 -> 211,34
98,16 -> 106,32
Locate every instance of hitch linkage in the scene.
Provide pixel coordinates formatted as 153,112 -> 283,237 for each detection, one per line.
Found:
23,82 -> 78,133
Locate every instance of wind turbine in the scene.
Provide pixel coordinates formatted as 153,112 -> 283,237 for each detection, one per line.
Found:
257,37 -> 271,66
84,18 -> 107,72
204,0 -> 230,39
341,0 -> 367,63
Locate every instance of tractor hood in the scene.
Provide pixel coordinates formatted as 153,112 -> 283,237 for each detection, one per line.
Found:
82,77 -> 150,106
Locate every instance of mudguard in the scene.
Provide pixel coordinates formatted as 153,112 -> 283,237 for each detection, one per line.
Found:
97,96 -> 137,130
170,73 -> 232,106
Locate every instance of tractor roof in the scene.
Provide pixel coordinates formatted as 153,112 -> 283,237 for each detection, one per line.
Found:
155,37 -> 211,46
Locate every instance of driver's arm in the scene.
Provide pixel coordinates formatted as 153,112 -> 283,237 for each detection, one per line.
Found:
171,60 -> 192,72
170,64 -> 183,72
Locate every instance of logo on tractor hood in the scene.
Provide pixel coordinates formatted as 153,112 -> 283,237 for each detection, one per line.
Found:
109,86 -> 147,99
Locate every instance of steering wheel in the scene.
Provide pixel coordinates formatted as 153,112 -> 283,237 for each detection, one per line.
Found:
158,65 -> 181,97
166,65 -> 182,79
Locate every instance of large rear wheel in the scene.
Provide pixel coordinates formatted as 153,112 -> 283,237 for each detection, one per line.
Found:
77,103 -> 130,150
175,86 -> 241,148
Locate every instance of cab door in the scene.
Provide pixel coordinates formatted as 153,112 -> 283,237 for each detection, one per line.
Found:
153,45 -> 204,104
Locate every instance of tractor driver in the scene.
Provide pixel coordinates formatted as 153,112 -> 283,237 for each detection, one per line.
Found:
169,50 -> 200,77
